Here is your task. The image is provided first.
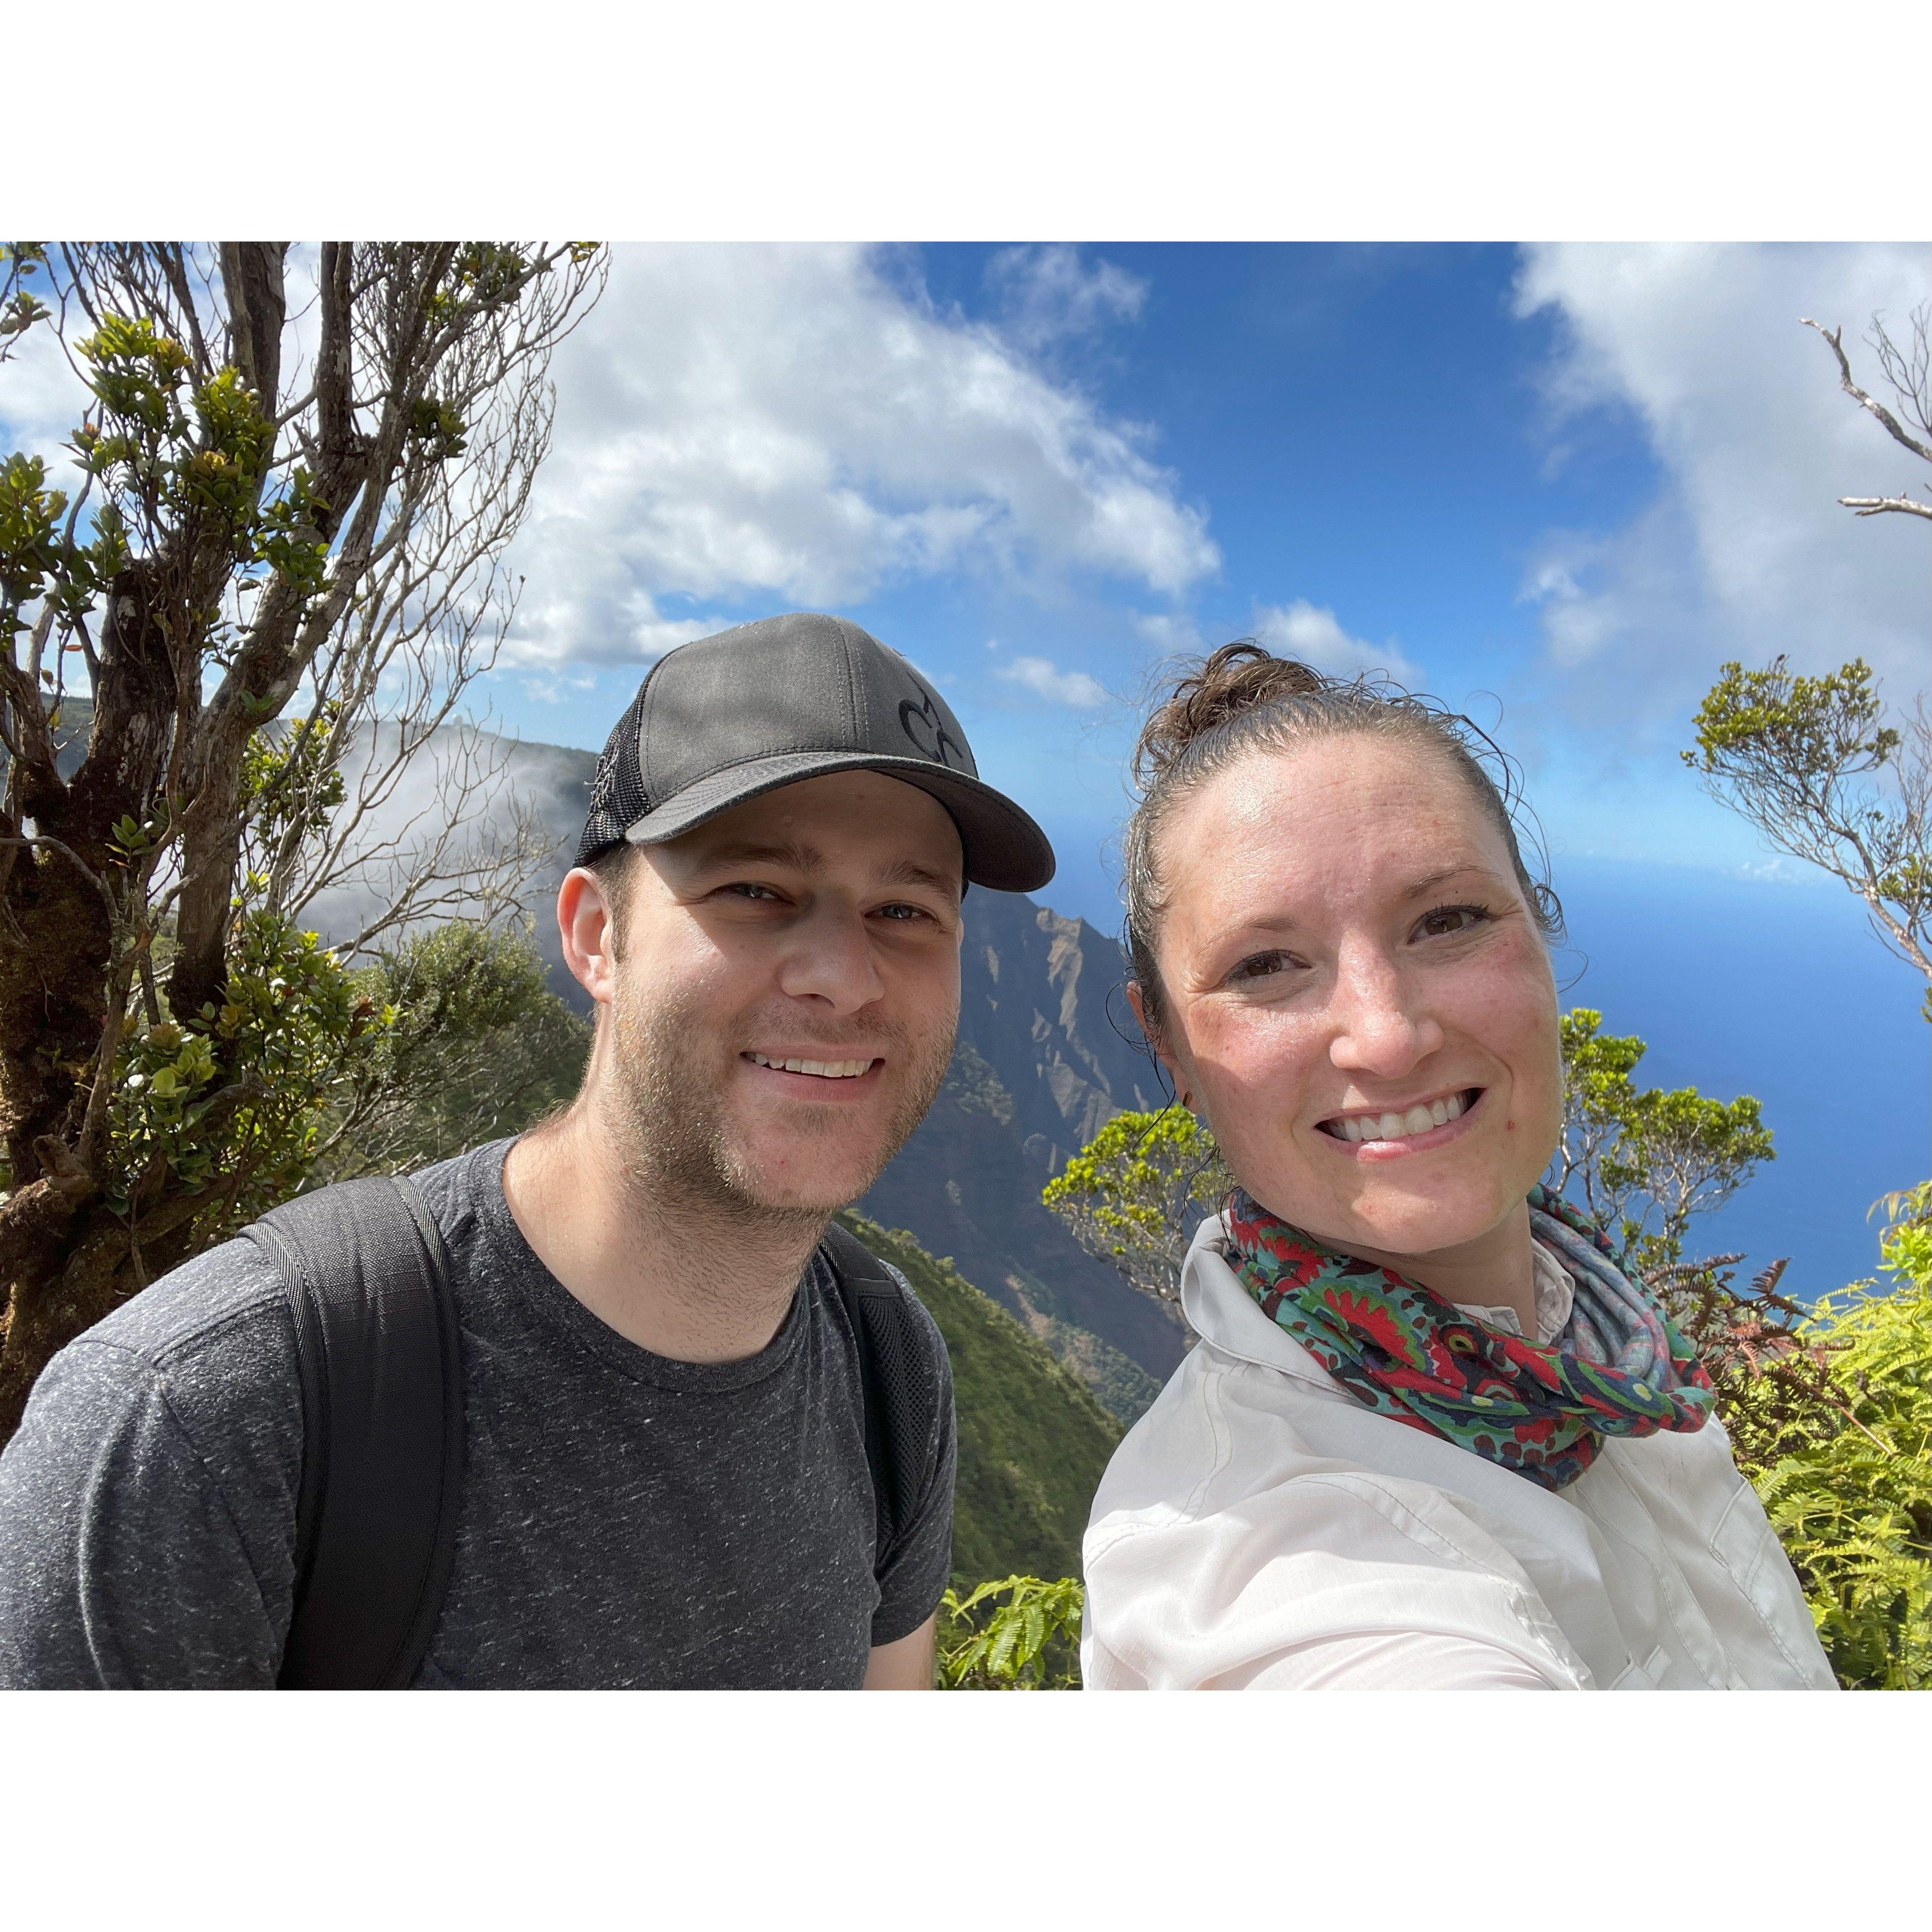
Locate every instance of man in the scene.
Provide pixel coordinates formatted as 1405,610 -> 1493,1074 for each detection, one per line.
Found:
0,611 -> 1054,1688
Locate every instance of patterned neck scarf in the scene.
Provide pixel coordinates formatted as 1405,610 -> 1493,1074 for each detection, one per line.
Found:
1224,1184 -> 1714,1491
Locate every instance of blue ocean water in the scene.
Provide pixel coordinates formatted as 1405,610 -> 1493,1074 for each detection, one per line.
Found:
1037,841 -> 1927,1300
1552,858 -> 1926,1299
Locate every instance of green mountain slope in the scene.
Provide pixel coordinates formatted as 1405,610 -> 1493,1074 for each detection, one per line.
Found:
838,1209 -> 1121,1587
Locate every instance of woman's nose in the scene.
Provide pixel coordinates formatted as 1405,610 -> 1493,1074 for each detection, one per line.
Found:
1326,947 -> 1443,1077
776,904 -> 886,1012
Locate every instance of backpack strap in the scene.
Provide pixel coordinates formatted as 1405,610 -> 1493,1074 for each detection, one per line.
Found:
819,1221 -> 943,1576
245,1175 -> 465,1690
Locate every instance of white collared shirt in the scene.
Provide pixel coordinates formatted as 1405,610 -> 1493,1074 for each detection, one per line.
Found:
1080,1215 -> 1837,1690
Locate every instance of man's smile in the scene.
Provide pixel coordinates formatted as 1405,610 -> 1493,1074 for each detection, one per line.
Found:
742,1050 -> 883,1082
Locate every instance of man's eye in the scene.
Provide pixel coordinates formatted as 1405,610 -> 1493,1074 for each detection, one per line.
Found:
724,882 -> 784,902
1416,903 -> 1490,939
875,902 -> 932,923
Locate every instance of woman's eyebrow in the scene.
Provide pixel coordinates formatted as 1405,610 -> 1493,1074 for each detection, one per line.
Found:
1401,862 -> 1500,899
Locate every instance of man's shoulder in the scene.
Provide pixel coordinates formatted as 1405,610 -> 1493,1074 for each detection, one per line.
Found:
74,1231 -> 288,1377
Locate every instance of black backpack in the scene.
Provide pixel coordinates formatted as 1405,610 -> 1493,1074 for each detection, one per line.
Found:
244,1175 -> 941,1690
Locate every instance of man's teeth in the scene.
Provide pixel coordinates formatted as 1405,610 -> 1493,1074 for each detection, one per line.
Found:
747,1052 -> 873,1079
1331,1091 -> 1469,1142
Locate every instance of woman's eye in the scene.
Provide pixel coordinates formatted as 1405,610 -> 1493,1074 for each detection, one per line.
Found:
1229,948 -> 1297,983
1416,903 -> 1489,939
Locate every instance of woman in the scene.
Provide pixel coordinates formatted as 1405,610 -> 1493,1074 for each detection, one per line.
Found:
1081,644 -> 1834,1690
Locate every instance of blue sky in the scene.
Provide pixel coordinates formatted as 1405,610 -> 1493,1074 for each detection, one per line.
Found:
461,240 -> 1927,1291
480,242 -> 1925,889
5,241 -> 1925,1289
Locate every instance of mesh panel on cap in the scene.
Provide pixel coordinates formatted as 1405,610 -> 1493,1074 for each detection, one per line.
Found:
574,682 -> 652,865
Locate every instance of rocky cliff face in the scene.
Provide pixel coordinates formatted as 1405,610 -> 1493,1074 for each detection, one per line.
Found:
859,889 -> 1187,1414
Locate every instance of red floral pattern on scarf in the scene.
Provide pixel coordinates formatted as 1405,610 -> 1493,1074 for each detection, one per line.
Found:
1225,1185 -> 1715,1492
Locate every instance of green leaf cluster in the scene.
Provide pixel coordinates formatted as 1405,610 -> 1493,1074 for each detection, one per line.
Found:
108,911 -> 382,1222
0,243 -> 51,343
1042,1106 -> 1231,1309
1556,1007 -> 1773,1276
936,1574 -> 1085,1690
1745,1190 -> 1931,1690
242,706 -> 347,850
1688,656 -> 1898,782
1685,656 -> 1930,1017
325,920 -> 590,1177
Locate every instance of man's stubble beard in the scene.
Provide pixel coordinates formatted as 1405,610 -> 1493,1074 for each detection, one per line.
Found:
605,972 -> 957,1241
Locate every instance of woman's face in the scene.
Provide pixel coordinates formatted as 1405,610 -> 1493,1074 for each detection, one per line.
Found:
1139,733 -> 1563,1265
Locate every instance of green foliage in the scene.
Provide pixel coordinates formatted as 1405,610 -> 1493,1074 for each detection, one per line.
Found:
1686,656 -> 1931,1014
241,705 -> 347,853
1042,1105 -> 1231,1312
1744,1191 -> 1931,1690
836,1212 -> 1121,1589
1690,655 -> 1899,786
1554,1007 -> 1773,1276
936,1575 -> 1084,1689
107,912 -> 381,1228
0,243 -> 51,344
104,913 -> 587,1247
325,920 -> 590,1177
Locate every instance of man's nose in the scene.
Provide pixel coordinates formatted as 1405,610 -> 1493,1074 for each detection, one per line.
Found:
776,903 -> 886,1012
1326,942 -> 1442,1077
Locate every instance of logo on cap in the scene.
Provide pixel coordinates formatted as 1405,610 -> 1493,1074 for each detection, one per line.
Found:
898,684 -> 967,770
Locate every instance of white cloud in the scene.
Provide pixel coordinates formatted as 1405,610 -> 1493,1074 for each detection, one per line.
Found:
1514,243 -> 1929,710
501,245 -> 1217,668
983,244 -> 1146,352
996,653 -> 1109,709
1250,599 -> 1421,685
1131,610 -> 1208,656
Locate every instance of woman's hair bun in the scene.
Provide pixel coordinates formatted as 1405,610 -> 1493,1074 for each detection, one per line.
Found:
1133,641 -> 1327,788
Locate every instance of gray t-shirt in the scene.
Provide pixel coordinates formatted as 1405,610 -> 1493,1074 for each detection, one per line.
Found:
0,1140 -> 955,1688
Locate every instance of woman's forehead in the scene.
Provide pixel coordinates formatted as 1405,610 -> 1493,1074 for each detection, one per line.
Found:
1179,735 -> 1498,852
1157,740 -> 1511,921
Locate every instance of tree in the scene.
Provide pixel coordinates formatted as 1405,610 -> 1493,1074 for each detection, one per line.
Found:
321,919 -> 590,1182
1041,1106 -> 1231,1322
1680,311 -> 1932,1014
0,243 -> 606,1446
1684,657 -> 1930,1010
1550,1007 -> 1774,1280
1800,305 -> 1930,523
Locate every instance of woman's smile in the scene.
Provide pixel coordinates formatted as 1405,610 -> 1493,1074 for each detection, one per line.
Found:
1314,1084 -> 1484,1157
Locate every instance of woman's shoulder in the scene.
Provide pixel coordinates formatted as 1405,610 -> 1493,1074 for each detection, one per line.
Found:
1087,1333 -> 1446,1547
1080,1341 -> 1587,1689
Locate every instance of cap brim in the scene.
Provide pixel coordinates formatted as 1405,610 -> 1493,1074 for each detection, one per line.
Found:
621,751 -> 1055,893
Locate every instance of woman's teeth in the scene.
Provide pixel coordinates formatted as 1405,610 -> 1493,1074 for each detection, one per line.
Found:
747,1052 -> 873,1079
1328,1090 -> 1470,1143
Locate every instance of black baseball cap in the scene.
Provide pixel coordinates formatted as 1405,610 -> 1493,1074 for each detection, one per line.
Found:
576,612 -> 1056,893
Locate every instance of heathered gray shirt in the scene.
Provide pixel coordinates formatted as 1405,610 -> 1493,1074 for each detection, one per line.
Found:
0,1139 -> 955,1689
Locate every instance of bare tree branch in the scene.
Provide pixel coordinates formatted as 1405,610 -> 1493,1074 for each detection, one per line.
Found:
1802,316 -> 1932,464
1837,493 -> 1932,520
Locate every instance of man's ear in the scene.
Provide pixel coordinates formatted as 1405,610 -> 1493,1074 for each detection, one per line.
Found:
558,867 -> 619,1008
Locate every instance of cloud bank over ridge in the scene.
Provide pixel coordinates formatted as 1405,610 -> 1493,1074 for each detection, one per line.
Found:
1514,242 -> 1929,710
502,245 -> 1218,668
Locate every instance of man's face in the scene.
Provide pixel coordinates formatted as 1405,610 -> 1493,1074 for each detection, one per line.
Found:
596,770 -> 965,1219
